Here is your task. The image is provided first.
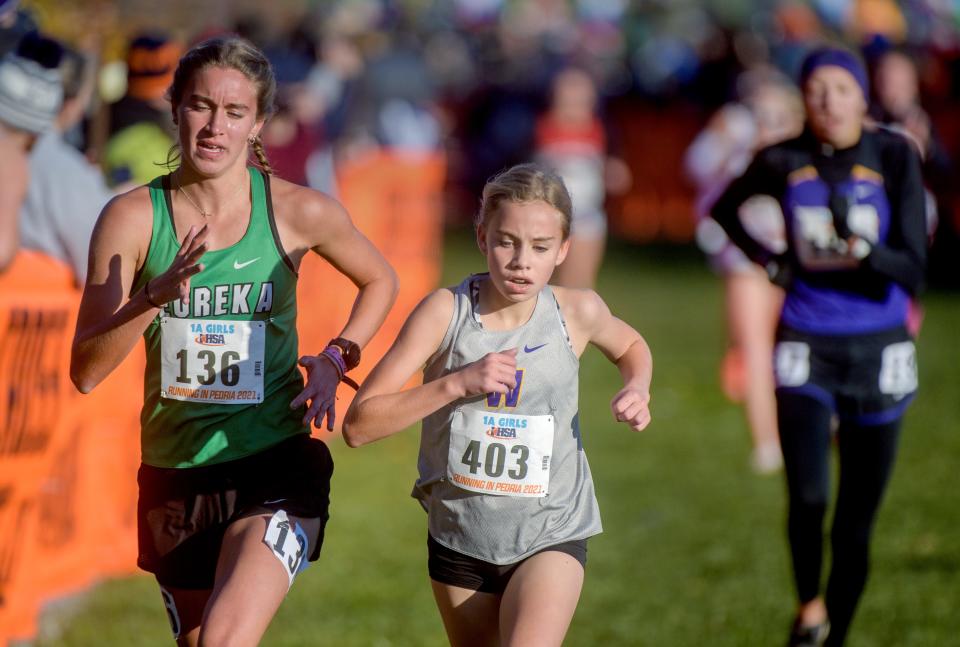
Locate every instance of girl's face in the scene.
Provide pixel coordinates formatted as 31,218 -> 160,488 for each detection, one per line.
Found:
477,200 -> 570,302
175,66 -> 263,177
803,65 -> 866,149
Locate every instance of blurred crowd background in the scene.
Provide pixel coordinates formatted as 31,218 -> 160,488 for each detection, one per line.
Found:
4,0 -> 960,286
1,3 -> 958,642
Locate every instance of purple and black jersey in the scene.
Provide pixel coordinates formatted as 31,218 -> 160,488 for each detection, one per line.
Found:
711,128 -> 927,335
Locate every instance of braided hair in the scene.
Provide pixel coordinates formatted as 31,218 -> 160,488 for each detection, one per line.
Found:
250,135 -> 273,175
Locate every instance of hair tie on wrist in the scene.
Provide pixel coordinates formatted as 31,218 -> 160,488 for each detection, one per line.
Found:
321,346 -> 347,377
317,349 -> 361,391
145,279 -> 165,309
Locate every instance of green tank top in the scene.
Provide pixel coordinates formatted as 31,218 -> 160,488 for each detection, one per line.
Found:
132,167 -> 305,468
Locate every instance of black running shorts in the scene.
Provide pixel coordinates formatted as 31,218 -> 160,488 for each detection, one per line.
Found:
137,433 -> 333,589
427,534 -> 587,594
773,325 -> 918,425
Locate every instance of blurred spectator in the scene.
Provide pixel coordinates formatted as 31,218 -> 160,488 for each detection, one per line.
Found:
262,85 -> 325,187
102,32 -> 181,186
260,33 -> 326,187
685,66 -> 803,474
0,32 -> 62,272
869,47 -> 957,288
0,0 -> 35,58
535,65 -> 631,289
301,31 -> 366,193
305,29 -> 364,142
20,41 -> 113,284
871,48 -> 951,182
337,30 -> 442,161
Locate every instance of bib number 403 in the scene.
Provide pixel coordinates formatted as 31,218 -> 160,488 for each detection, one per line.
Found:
447,409 -> 553,498
460,440 -> 529,480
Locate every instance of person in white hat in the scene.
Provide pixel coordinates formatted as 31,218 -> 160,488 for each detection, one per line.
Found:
0,33 -> 63,271
19,41 -> 115,284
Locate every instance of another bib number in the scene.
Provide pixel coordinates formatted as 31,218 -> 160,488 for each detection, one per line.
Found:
794,204 -> 879,270
160,318 -> 265,404
774,341 -> 811,387
879,340 -> 917,399
447,408 -> 553,498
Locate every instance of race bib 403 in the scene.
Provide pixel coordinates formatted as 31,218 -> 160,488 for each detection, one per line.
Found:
447,408 -> 554,498
160,318 -> 265,404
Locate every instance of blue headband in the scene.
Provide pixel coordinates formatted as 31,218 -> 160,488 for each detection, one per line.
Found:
799,47 -> 869,99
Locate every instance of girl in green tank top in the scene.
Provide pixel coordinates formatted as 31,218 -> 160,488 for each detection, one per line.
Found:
71,36 -> 397,646
134,167 -> 303,468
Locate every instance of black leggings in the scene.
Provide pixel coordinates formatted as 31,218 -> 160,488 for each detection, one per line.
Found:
777,392 -> 901,647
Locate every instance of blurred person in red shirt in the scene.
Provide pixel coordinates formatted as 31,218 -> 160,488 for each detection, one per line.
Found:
535,65 -> 630,289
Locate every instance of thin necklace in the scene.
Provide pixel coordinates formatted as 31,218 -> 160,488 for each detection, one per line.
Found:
175,175 -> 246,219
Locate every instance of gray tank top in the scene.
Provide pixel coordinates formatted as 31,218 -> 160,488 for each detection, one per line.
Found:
413,274 -> 602,564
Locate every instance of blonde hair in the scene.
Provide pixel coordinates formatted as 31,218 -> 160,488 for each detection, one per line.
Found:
475,163 -> 573,239
166,36 -> 276,174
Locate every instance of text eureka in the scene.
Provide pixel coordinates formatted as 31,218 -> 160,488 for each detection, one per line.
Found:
162,282 -> 275,318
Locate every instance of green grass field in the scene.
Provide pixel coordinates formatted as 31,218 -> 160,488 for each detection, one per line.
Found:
38,230 -> 960,646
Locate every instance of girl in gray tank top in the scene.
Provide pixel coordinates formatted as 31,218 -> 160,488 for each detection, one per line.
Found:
344,163 -> 653,646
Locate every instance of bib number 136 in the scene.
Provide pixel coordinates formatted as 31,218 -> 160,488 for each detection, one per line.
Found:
175,348 -> 241,386
160,318 -> 265,404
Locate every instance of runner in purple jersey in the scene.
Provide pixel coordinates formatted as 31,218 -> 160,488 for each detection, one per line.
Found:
711,47 -> 926,647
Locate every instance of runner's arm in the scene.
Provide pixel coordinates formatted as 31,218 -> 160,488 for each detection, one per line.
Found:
559,287 -> 653,431
343,289 -> 518,447
710,147 -> 787,269
277,186 -> 398,430
288,188 -> 398,349
861,136 -> 927,293
70,191 -> 206,392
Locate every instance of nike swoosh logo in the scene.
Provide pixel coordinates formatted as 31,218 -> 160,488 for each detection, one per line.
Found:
233,257 -> 261,270
524,343 -> 548,353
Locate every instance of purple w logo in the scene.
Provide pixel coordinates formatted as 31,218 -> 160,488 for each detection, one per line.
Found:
486,369 -> 524,408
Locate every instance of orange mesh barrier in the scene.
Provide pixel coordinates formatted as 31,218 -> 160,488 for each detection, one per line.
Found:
0,153 -> 445,644
0,252 -> 144,645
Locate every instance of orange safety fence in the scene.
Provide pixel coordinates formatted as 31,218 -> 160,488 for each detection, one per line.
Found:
0,153 -> 445,645
0,252 -> 144,645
